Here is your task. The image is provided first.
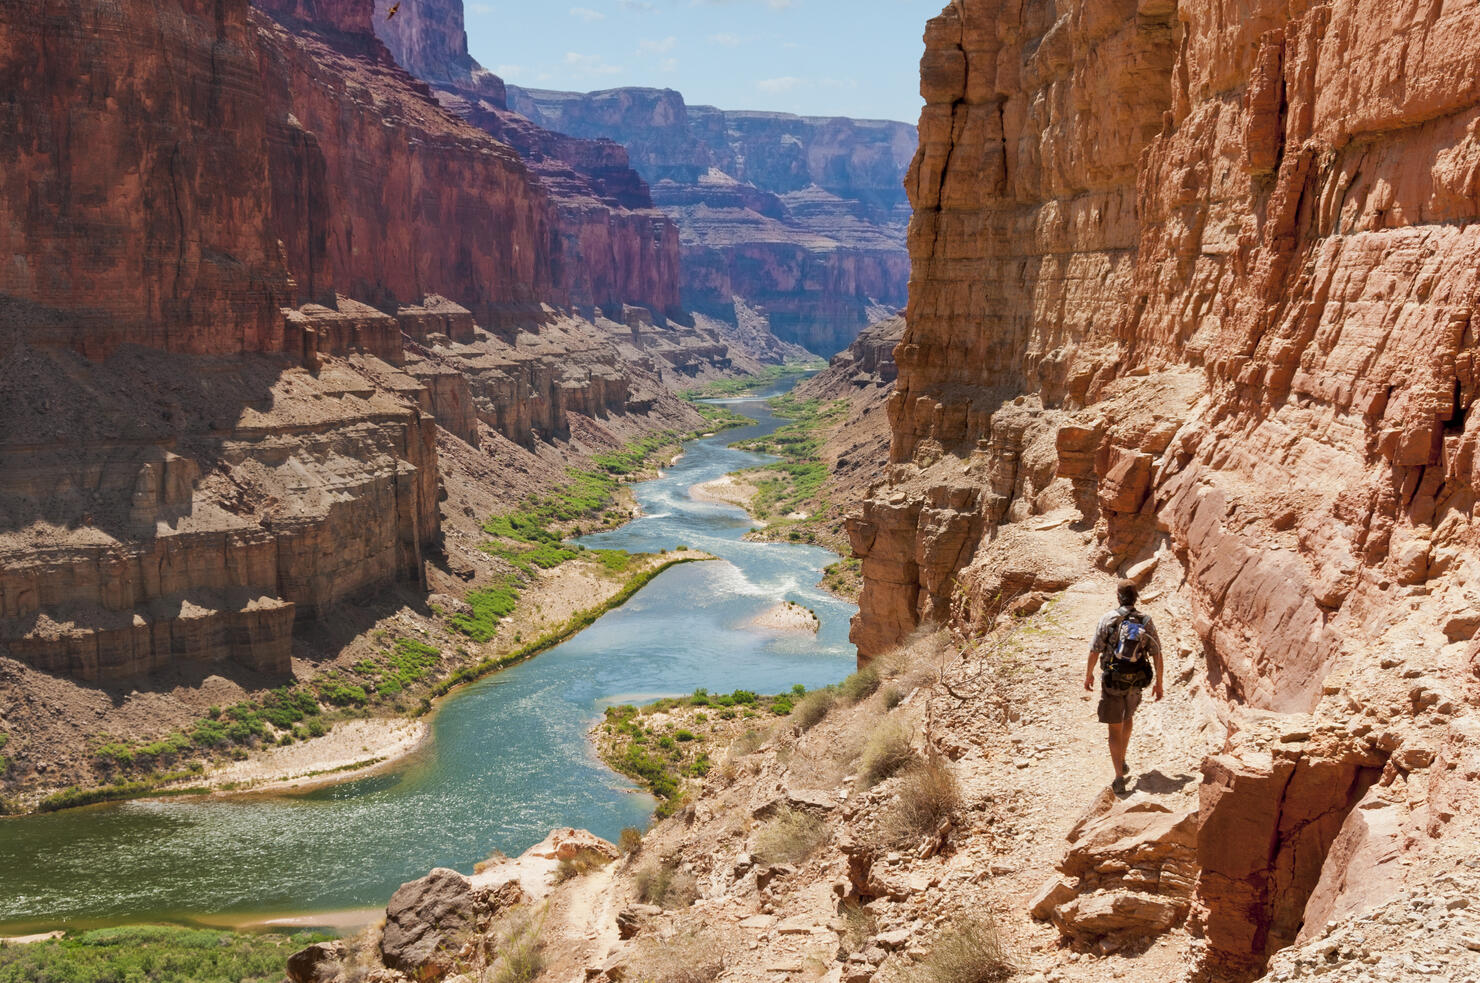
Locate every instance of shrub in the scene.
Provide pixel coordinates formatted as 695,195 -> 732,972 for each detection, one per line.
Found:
881,755 -> 962,845
618,827 -> 644,856
859,719 -> 914,786
881,685 -> 905,710
752,807 -> 829,866
840,666 -> 881,703
792,688 -> 836,731
630,930 -> 726,983
555,847 -> 614,883
490,907 -> 546,983
0,926 -> 333,983
838,900 -> 878,955
912,915 -> 1012,983
633,861 -> 699,909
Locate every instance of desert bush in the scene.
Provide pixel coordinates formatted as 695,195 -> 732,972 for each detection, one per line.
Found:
840,666 -> 881,703
880,685 -> 905,710
838,900 -> 878,955
473,848 -> 509,874
731,727 -> 769,756
859,719 -> 914,786
911,915 -> 1012,983
880,755 -> 962,845
633,860 -> 699,909
618,826 -> 644,856
792,688 -> 837,731
490,906 -> 547,983
555,846 -> 614,883
752,807 -> 829,866
630,930 -> 726,983
0,925 -> 331,983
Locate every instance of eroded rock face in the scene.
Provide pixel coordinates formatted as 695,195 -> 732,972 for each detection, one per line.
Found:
506,85 -> 914,355
0,0 -> 294,357
855,0 -> 1480,975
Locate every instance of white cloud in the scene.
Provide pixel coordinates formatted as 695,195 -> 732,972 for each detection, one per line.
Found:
638,36 -> 678,54
661,57 -> 679,72
468,2 -> 494,12
619,0 -> 656,10
495,64 -> 524,76
569,6 -> 605,20
708,32 -> 743,46
756,76 -> 801,93
564,51 -> 624,75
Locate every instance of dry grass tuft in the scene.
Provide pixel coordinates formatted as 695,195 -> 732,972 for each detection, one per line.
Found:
633,860 -> 700,909
839,666 -> 881,703
880,755 -> 962,845
473,848 -> 509,874
911,914 -> 1012,983
489,906 -> 547,983
793,688 -> 837,730
630,929 -> 727,983
618,826 -> 644,856
555,846 -> 614,883
753,807 -> 829,866
859,718 -> 914,786
838,900 -> 878,955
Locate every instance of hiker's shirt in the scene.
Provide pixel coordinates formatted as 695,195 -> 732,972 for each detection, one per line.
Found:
1090,605 -> 1162,691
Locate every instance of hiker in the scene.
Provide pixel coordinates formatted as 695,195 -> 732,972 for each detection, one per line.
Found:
1084,579 -> 1163,792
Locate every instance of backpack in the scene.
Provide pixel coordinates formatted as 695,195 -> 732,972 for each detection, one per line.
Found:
1103,609 -> 1153,689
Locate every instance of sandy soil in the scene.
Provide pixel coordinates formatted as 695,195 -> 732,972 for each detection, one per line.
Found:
201,717 -> 430,795
689,474 -> 760,510
746,600 -> 820,633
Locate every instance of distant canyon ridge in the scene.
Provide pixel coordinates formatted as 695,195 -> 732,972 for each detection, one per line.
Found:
373,0 -> 914,357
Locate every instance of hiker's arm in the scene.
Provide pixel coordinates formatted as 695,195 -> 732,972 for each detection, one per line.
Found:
1150,625 -> 1165,700
1084,647 -> 1098,691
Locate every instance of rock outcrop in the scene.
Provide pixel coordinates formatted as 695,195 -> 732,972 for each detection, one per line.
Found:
507,86 -> 915,355
849,0 -> 1480,977
367,0 -> 683,321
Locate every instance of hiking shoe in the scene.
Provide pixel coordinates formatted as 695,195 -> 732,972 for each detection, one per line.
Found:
1112,776 -> 1127,794
1120,761 -> 1131,778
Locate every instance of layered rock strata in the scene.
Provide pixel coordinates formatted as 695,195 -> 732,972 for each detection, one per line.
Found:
507,85 -> 916,355
851,0 -> 1480,976
367,0 -> 683,321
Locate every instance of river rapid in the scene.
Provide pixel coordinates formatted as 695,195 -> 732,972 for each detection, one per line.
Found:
0,388 -> 857,933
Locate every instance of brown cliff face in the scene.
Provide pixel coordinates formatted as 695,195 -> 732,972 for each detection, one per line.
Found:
369,0 -> 683,320
507,85 -> 915,356
0,0 -> 293,357
855,0 -> 1480,976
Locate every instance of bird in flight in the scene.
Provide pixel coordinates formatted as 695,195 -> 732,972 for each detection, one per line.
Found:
387,2 -> 400,18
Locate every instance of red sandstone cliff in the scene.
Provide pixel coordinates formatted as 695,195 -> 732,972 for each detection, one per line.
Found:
0,0 -> 732,716
506,85 -> 915,356
850,0 -> 1480,976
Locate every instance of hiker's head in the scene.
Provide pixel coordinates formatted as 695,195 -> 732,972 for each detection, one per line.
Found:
1116,579 -> 1138,607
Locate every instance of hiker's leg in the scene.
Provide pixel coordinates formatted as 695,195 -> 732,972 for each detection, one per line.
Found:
1106,722 -> 1127,775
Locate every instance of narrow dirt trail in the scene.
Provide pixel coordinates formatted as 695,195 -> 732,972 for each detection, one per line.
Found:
938,572 -> 1225,980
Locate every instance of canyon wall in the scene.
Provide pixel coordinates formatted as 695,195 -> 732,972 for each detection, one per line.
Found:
507,85 -> 915,355
0,0 -> 729,693
853,0 -> 1480,976
368,0 -> 683,321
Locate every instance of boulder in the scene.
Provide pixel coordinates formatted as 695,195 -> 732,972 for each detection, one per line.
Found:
380,868 -> 480,981
287,940 -> 347,983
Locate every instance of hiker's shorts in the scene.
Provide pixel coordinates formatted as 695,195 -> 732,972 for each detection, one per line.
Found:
1097,685 -> 1142,724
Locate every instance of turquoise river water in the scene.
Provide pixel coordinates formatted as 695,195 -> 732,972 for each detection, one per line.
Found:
0,389 -> 857,933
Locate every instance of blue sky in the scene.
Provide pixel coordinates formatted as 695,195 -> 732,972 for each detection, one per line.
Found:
464,0 -> 945,123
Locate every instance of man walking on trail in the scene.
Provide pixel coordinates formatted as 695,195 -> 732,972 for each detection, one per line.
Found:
1085,579 -> 1164,792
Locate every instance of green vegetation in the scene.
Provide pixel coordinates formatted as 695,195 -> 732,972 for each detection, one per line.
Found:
429,557 -> 707,705
599,687 -> 802,816
555,846 -> 615,883
727,395 -> 847,524
691,401 -> 754,432
451,432 -> 687,646
859,718 -> 915,787
0,732 -> 8,776
0,925 -> 334,983
679,362 -> 825,401
490,908 -> 547,983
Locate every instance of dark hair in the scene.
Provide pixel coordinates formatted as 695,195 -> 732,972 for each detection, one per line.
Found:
1116,579 -> 1138,607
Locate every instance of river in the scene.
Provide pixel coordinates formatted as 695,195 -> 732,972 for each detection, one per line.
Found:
0,388 -> 857,934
